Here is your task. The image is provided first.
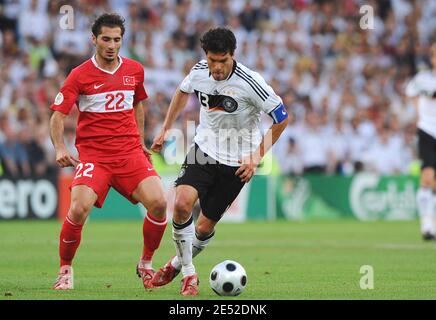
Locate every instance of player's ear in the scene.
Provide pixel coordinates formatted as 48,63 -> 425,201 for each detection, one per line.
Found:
92,34 -> 97,46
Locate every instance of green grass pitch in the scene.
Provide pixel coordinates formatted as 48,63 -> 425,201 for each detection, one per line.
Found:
1,219 -> 436,300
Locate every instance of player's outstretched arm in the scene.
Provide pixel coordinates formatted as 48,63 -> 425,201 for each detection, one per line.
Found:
151,88 -> 189,152
49,111 -> 79,167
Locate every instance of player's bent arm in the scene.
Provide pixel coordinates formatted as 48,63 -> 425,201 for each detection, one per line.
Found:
257,115 -> 289,160
151,88 -> 189,152
49,111 -> 68,151
134,101 -> 145,145
255,103 -> 289,160
236,114 -> 288,183
162,88 -> 190,130
49,111 -> 79,167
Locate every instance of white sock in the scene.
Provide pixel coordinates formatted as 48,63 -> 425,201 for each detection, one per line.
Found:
138,259 -> 152,269
172,217 -> 195,277
171,231 -> 215,270
432,193 -> 436,234
417,187 -> 433,234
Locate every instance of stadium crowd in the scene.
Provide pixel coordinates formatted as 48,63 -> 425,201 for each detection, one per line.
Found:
0,0 -> 434,177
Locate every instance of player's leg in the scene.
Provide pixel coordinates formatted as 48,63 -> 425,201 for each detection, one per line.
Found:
416,129 -> 436,240
170,212 -> 217,271
54,185 -> 98,290
418,168 -> 435,239
150,184 -> 201,292
172,184 -> 200,295
131,175 -> 167,287
177,162 -> 246,266
152,144 -> 215,294
170,164 -> 244,295
111,153 -> 167,288
54,160 -> 110,290
151,209 -> 217,290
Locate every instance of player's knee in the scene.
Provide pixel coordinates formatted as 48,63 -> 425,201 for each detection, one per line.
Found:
148,197 -> 167,218
69,201 -> 91,222
174,197 -> 194,219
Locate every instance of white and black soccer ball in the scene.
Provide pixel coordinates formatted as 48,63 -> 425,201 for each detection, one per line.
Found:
209,260 -> 247,296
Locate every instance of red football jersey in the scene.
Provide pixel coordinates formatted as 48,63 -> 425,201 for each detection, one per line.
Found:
51,55 -> 148,161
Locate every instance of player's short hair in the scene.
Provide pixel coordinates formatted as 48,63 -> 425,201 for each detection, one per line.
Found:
91,13 -> 125,37
200,27 -> 237,55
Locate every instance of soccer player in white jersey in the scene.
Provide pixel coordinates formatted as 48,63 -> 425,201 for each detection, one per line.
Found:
406,43 -> 436,240
150,28 -> 289,295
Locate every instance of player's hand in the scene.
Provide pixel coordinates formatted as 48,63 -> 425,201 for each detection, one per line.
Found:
55,148 -> 80,168
235,154 -> 262,183
151,129 -> 167,153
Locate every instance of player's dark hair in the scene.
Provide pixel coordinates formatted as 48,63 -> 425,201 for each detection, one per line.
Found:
91,13 -> 125,37
200,27 -> 237,55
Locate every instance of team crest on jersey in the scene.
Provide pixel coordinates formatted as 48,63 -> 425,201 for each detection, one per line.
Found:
222,96 -> 238,113
123,76 -> 135,86
54,92 -> 64,105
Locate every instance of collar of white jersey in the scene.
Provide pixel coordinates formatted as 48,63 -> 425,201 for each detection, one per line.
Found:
209,60 -> 237,82
91,55 -> 123,75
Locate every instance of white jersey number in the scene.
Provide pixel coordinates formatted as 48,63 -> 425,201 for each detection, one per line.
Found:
74,163 -> 95,179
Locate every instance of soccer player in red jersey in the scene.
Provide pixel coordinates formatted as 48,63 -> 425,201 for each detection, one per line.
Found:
50,13 -> 167,290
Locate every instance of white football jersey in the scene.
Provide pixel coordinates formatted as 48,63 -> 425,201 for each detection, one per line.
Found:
406,70 -> 436,138
180,60 -> 283,166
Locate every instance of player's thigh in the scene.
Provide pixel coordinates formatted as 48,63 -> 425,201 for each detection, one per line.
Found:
200,167 -> 245,222
132,176 -> 167,213
111,153 -> 159,204
418,129 -> 436,187
71,161 -> 111,208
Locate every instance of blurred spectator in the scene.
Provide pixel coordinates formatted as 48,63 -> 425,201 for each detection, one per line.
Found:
1,0 -> 436,177
0,114 -> 31,177
362,125 -> 403,175
324,113 -> 351,174
296,110 -> 334,174
277,137 -> 303,176
19,125 -> 48,176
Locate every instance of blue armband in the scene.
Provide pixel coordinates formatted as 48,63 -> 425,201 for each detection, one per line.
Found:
269,104 -> 288,124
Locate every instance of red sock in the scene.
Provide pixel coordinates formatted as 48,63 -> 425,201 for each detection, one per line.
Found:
141,213 -> 167,261
59,217 -> 83,267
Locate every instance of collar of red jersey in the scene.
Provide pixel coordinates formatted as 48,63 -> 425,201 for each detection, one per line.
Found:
91,55 -> 123,75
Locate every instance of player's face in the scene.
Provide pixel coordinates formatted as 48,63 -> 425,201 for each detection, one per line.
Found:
93,26 -> 122,62
206,51 -> 234,81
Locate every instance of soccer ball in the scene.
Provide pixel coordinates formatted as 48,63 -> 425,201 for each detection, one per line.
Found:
209,260 -> 247,296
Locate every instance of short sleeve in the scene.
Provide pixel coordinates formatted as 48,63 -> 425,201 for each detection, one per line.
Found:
50,70 -> 80,115
405,74 -> 421,97
179,73 -> 194,94
246,71 -> 283,114
134,68 -> 148,105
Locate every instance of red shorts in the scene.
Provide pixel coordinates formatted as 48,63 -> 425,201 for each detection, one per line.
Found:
70,152 -> 159,208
